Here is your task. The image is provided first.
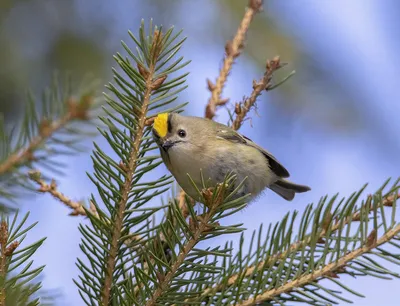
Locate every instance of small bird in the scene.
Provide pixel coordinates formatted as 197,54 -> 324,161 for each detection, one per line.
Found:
152,113 -> 310,202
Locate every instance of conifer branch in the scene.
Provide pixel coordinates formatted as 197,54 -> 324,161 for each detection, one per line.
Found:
236,223 -> 400,306
205,0 -> 263,120
197,191 -> 400,301
28,170 -> 146,254
0,97 -> 92,175
0,213 -> 45,305
1,79 -> 101,211
75,23 -> 189,304
100,30 -> 164,305
0,112 -> 71,176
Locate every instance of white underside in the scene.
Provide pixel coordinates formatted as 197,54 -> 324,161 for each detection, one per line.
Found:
166,141 -> 277,202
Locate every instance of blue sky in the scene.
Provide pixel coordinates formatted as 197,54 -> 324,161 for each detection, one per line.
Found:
13,1 -> 400,305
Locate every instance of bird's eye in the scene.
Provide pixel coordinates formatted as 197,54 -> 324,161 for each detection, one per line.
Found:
177,129 -> 186,138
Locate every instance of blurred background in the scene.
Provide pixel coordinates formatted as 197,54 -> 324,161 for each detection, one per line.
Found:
1,0 -> 400,305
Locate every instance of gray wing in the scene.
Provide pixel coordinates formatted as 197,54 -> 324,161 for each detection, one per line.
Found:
216,128 -> 290,178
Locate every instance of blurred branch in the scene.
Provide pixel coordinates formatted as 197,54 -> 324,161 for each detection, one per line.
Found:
0,97 -> 92,176
205,0 -> 263,120
0,75 -> 102,211
0,114 -> 70,176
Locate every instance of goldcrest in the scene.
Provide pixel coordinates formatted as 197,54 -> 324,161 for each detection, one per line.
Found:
152,113 -> 310,202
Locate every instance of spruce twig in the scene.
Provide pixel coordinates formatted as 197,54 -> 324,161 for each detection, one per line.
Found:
205,0 -> 263,120
28,170 -> 97,217
0,221 -> 9,306
75,22 -> 189,304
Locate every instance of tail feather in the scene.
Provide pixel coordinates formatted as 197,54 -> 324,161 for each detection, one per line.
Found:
270,179 -> 311,201
269,184 -> 295,201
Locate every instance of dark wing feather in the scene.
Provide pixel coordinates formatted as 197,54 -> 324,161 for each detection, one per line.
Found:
216,129 -> 290,178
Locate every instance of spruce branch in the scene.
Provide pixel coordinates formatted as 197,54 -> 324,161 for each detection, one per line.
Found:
0,75 -> 102,211
27,170 -> 145,255
199,190 -> 400,301
205,0 -> 263,120
100,30 -> 162,306
0,221 -> 10,306
0,111 -> 70,176
75,22 -> 189,305
134,173 -> 248,305
0,212 -> 46,306
236,223 -> 400,306
0,94 -> 95,176
179,180 -> 400,305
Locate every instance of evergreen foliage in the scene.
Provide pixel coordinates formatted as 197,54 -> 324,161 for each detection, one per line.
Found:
0,75 -> 102,211
0,14 -> 399,306
74,21 -> 189,305
0,212 -> 50,305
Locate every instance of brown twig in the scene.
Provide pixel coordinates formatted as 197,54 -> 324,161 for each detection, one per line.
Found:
231,56 -> 283,131
205,0 -> 263,120
28,170 -> 97,217
236,223 -> 400,306
0,97 -> 92,176
196,192 -> 400,300
28,170 -> 142,254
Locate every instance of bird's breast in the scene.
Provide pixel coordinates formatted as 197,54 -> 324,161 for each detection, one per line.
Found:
164,141 -> 277,201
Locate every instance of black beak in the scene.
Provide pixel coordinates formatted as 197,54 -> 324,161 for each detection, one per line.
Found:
152,129 -> 178,152
161,140 -> 175,151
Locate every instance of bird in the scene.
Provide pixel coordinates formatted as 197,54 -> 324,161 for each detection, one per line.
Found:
152,112 -> 310,203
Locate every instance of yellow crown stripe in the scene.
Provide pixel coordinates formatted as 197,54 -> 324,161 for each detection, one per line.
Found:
153,113 -> 169,137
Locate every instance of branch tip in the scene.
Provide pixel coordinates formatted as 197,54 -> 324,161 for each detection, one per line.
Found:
248,0 -> 263,12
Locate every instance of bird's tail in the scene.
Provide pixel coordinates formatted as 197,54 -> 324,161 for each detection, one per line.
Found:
270,178 -> 311,201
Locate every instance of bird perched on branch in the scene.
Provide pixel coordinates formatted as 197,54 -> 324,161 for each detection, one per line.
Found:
152,113 -> 310,202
